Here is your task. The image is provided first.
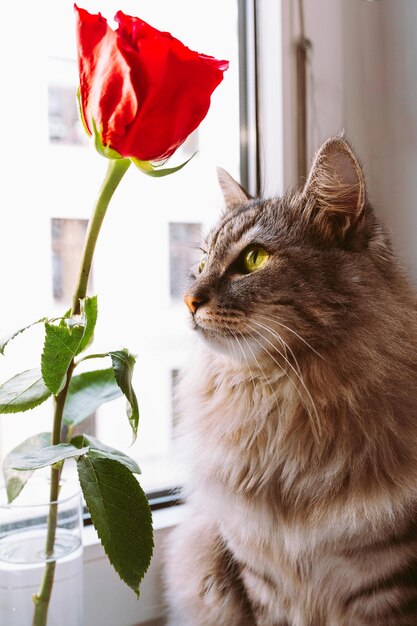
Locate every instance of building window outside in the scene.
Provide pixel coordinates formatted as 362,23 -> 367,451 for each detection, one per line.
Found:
170,368 -> 180,434
51,218 -> 90,303
169,223 -> 202,300
48,86 -> 86,146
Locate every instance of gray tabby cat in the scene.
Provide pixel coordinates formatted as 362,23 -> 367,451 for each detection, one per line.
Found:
164,137 -> 417,626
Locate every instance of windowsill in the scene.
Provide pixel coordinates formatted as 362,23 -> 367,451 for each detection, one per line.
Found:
83,505 -> 186,626
82,503 -> 186,548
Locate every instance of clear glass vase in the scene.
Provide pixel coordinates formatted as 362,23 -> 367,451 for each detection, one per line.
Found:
0,475 -> 83,626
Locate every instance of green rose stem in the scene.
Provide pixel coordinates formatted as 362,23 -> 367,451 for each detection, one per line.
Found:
32,157 -> 131,626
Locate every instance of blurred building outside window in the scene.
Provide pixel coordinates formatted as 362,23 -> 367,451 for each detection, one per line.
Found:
169,222 -> 202,301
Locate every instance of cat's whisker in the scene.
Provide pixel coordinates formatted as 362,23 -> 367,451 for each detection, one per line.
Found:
243,324 -> 304,421
255,313 -> 325,360
236,329 -> 282,425
245,323 -> 322,439
224,322 -> 258,400
233,330 -> 271,448
244,325 -> 295,399
249,318 -> 290,363
223,323 -> 240,362
224,325 -> 259,431
250,319 -> 302,375
222,322 -> 283,442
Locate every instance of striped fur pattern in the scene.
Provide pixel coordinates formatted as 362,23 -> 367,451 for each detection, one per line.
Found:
164,138 -> 417,625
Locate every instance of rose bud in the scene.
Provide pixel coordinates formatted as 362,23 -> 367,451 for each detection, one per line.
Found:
74,5 -> 229,163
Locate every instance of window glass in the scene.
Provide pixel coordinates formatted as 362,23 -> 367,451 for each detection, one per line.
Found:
169,223 -> 202,300
51,218 -> 90,302
170,369 -> 181,434
48,86 -> 86,146
0,0 -> 240,493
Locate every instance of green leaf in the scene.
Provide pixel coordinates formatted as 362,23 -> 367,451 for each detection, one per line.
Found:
3,432 -> 52,503
0,318 -> 46,355
77,456 -> 153,596
76,296 -> 98,355
63,368 -> 122,428
71,434 -> 140,474
131,153 -> 196,178
9,442 -> 89,471
0,369 -> 51,414
110,350 -> 139,443
41,320 -> 85,395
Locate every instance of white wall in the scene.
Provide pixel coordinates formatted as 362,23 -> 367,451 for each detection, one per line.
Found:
279,0 -> 417,282
280,0 -> 345,190
342,0 -> 417,280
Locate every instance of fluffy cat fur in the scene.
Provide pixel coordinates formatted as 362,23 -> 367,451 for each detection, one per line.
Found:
164,137 -> 417,626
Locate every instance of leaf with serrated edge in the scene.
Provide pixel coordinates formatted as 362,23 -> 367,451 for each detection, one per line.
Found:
3,432 -> 52,502
0,318 -> 47,355
9,443 -> 89,470
110,350 -> 139,443
41,321 -> 85,394
76,296 -> 98,355
0,369 -> 51,414
63,368 -> 121,427
77,456 -> 153,596
71,434 -> 140,474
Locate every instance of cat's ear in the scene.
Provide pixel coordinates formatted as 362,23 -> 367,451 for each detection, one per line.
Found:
302,137 -> 366,242
217,167 -> 250,210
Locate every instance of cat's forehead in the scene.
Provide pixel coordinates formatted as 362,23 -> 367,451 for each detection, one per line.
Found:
206,199 -> 273,258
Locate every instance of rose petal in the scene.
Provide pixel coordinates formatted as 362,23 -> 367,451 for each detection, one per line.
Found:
114,12 -> 228,160
75,5 -> 137,147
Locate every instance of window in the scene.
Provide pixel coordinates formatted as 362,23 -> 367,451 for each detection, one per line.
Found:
48,86 -> 85,146
170,368 -> 180,434
169,223 -> 202,300
51,218 -> 90,302
0,0 -> 242,495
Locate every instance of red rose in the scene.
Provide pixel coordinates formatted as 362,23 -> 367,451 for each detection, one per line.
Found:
74,5 -> 229,162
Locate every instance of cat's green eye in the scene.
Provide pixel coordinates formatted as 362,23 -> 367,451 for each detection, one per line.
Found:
198,253 -> 207,273
243,246 -> 269,273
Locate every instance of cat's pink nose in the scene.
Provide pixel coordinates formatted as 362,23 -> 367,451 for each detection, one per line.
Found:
184,295 -> 203,314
